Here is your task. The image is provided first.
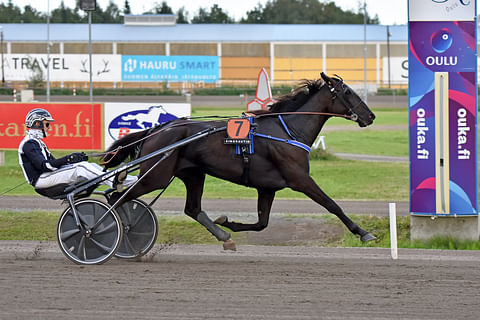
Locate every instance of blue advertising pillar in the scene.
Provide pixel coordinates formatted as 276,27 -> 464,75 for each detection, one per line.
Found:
408,0 -> 479,240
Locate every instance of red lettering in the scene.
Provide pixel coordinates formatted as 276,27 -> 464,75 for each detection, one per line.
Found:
118,128 -> 130,139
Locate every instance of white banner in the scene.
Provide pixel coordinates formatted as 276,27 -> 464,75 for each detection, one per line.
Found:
382,57 -> 409,84
3,54 -> 121,82
383,56 -> 480,84
104,102 -> 191,149
408,0 -> 476,21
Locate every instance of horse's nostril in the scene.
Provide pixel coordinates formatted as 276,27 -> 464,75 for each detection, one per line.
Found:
370,113 -> 376,120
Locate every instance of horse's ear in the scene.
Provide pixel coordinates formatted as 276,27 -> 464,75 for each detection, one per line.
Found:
320,72 -> 332,85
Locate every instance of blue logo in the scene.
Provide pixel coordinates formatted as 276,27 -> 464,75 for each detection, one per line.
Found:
108,105 -> 178,141
431,0 -> 470,4
431,28 -> 453,53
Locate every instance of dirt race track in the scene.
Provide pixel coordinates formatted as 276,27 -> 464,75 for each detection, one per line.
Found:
0,241 -> 479,320
1,95 -> 475,319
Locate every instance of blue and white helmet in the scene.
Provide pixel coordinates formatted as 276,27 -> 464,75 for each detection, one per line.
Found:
25,108 -> 55,129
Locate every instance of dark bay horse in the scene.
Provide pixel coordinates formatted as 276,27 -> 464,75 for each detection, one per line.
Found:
102,73 -> 376,250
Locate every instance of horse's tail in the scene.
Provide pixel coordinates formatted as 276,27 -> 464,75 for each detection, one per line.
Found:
101,130 -> 149,169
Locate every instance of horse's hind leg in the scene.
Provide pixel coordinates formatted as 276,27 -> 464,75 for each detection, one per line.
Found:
215,188 -> 275,232
291,176 -> 376,242
178,169 -> 235,250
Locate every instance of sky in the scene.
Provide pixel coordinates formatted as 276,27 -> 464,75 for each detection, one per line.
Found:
8,0 -> 409,25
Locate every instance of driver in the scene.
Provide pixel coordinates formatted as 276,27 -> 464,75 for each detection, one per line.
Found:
18,108 -> 137,195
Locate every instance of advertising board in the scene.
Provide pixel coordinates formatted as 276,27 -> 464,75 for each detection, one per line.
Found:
382,57 -> 408,85
122,56 -> 219,82
104,103 -> 191,148
409,0 -> 475,21
408,0 -> 477,216
3,54 -> 121,82
0,103 -> 104,150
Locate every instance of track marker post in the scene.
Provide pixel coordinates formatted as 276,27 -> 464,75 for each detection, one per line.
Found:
389,202 -> 398,260
246,68 -> 273,111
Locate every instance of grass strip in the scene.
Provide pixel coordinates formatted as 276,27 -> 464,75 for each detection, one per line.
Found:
324,130 -> 408,157
2,210 -> 479,250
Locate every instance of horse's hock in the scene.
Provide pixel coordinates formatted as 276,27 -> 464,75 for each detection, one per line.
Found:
410,216 -> 480,241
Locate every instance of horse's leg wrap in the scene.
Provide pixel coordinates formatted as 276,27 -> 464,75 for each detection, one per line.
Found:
197,211 -> 231,241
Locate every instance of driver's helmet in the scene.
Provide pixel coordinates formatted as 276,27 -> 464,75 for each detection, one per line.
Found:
25,108 -> 55,129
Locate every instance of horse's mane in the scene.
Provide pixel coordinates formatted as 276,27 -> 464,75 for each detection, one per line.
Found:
268,78 -> 325,113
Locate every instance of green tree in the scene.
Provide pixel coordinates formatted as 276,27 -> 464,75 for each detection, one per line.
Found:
155,1 -> 173,14
241,4 -> 265,23
142,1 -> 172,14
70,0 -> 122,23
103,1 -> 122,23
191,4 -> 234,23
123,0 -> 131,15
176,7 -> 189,24
50,1 -> 82,23
0,0 -> 23,23
242,0 -> 379,24
1,0 -> 380,25
20,5 -> 44,23
321,1 -> 378,24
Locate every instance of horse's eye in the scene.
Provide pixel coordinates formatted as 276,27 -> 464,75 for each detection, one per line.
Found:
345,89 -> 351,95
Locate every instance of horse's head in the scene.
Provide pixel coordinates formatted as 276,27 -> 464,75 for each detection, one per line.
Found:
320,72 -> 375,127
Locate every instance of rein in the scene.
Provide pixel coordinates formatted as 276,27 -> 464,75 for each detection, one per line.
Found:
95,117 -> 233,163
92,78 -> 360,162
249,111 -> 355,120
94,109 -> 356,163
93,76 -> 363,162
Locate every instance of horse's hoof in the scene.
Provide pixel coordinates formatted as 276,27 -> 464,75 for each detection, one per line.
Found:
361,233 -> 377,242
223,239 -> 236,251
214,215 -> 228,225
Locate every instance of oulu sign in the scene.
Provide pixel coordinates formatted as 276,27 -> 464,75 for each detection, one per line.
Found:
408,0 -> 478,215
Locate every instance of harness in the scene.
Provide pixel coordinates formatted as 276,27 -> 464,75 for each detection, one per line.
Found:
223,77 -> 363,186
252,115 -> 311,153
101,76 -> 362,188
224,114 -> 311,186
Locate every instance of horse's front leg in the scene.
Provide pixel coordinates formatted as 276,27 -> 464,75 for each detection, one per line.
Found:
178,169 -> 236,251
215,188 -> 275,232
291,176 -> 376,242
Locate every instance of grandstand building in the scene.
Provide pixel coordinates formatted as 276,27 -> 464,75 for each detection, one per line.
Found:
0,15 -> 408,91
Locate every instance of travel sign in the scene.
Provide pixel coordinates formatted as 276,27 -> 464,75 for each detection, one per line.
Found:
408,0 -> 477,216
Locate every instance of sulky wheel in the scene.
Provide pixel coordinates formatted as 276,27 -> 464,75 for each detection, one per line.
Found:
114,199 -> 158,259
57,198 -> 123,265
